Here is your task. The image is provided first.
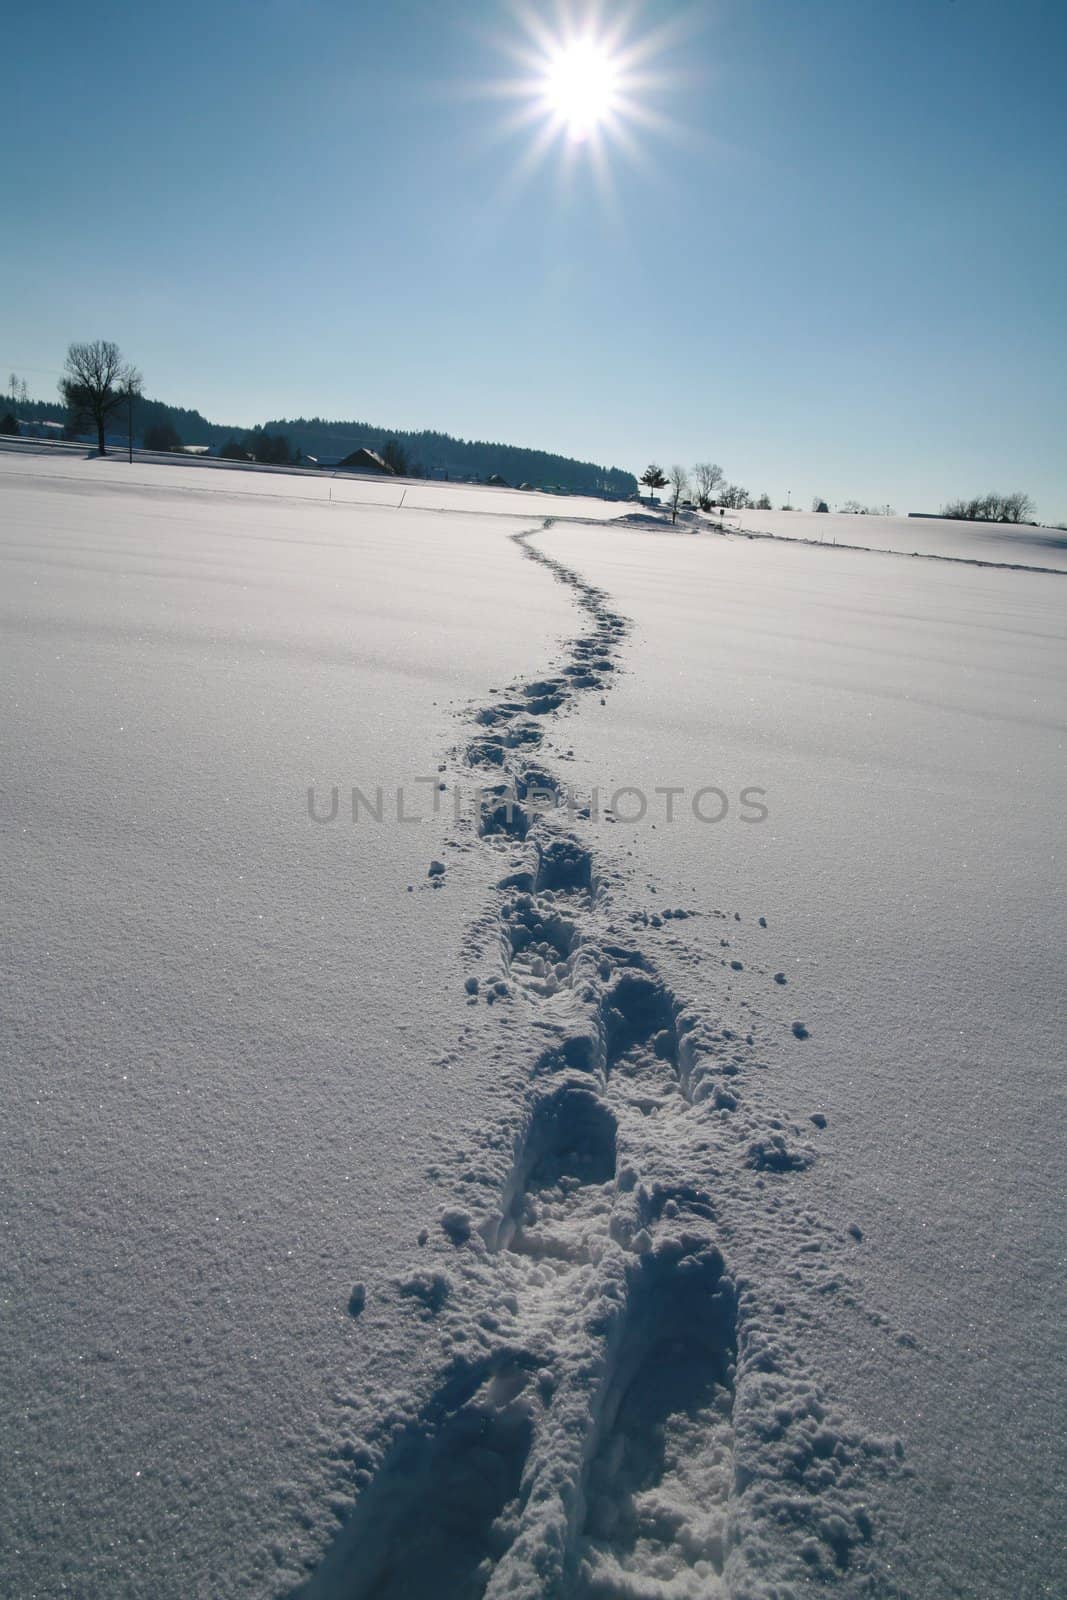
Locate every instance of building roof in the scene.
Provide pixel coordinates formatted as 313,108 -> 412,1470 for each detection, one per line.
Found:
334,447 -> 395,475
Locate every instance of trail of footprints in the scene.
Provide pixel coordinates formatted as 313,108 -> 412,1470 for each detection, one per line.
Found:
308,523 -> 837,1599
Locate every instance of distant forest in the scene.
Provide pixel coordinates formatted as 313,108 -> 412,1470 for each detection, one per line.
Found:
12,392 -> 637,496
11,394 -> 243,447
262,418 -> 635,496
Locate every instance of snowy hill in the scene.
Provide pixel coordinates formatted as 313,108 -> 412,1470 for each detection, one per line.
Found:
728,504 -> 1067,572
1,449 -> 1063,1599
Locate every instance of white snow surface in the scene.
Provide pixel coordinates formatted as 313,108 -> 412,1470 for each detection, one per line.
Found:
1,451 -> 1064,1600
722,504 -> 1067,572
1,452 -> 590,1597
534,516 -> 1066,1599
0,440 -> 629,522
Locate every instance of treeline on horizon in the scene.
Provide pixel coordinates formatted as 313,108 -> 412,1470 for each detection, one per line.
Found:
261,418 -> 636,495
9,394 -> 637,496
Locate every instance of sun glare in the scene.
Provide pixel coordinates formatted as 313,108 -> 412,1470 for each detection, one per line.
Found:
543,38 -> 620,140
480,4 -> 689,205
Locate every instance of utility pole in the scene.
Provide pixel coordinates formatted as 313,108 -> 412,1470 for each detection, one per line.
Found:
127,385 -> 134,463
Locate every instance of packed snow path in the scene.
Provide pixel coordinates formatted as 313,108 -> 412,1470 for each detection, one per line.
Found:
303,525 -> 904,1600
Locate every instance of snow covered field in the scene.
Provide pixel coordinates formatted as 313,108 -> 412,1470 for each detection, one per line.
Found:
1,449 -> 1064,1599
725,504 -> 1067,573
533,518 -> 1066,1599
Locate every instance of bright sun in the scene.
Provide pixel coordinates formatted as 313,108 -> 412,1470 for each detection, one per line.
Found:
542,38 -> 620,140
485,8 -> 678,193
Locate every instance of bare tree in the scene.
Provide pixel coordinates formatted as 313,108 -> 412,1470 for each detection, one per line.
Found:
755,492 -> 772,510
692,461 -> 724,511
640,463 -> 668,503
719,483 -> 750,510
59,341 -> 141,455
942,491 -> 1035,524
668,465 -> 689,524
998,490 -> 1035,523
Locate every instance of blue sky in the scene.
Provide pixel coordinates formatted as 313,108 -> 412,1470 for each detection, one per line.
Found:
3,0 -> 1064,515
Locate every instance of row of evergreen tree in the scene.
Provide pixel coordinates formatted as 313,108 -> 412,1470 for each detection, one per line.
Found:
4,387 -> 636,496
254,417 -> 634,495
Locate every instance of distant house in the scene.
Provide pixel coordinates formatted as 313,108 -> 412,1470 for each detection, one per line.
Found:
487,473 -> 510,487
334,448 -> 395,475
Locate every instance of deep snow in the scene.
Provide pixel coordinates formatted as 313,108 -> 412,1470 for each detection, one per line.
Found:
533,516 -> 1067,1599
1,449 -> 1064,1599
0,452 -> 588,1596
0,440 -> 629,523
722,504 -> 1067,573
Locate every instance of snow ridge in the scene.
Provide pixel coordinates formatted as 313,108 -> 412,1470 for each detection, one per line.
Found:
296,522 -> 905,1600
